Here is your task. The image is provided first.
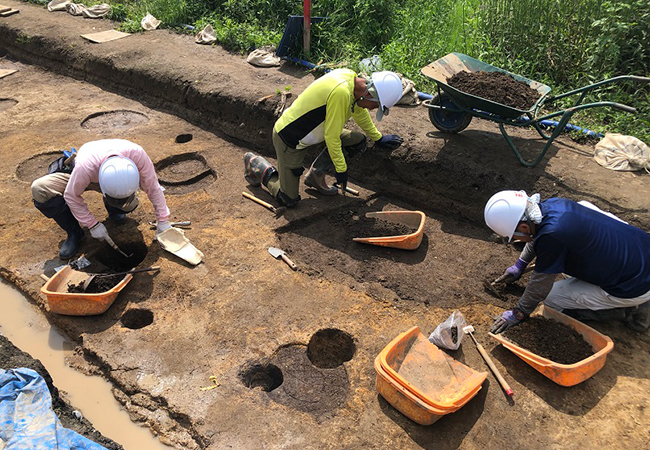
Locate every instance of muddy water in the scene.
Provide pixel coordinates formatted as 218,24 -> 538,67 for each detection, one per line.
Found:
0,280 -> 170,450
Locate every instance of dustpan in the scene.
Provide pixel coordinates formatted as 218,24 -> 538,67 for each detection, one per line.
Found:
352,211 -> 426,250
41,266 -> 132,316
157,227 -> 204,265
489,305 -> 614,386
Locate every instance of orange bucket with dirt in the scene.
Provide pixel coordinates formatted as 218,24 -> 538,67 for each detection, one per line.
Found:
41,266 -> 132,316
489,305 -> 614,387
353,211 -> 426,250
375,326 -> 487,424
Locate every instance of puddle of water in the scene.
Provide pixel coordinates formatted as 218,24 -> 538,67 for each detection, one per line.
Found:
0,279 -> 170,450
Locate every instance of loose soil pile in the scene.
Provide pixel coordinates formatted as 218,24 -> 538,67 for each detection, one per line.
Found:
327,210 -> 415,238
503,317 -> 594,364
68,275 -> 124,293
448,70 -> 540,110
450,325 -> 458,344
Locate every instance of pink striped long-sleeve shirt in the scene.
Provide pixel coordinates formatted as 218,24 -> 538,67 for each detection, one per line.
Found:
63,139 -> 170,228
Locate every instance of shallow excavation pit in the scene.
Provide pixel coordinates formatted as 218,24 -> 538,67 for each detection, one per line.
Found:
154,152 -> 216,195
16,151 -> 63,182
239,362 -> 284,392
307,328 -> 356,369
0,98 -> 18,112
81,110 -> 149,132
121,308 -> 154,329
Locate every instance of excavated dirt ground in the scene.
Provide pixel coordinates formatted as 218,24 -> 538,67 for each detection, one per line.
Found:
0,2 -> 649,449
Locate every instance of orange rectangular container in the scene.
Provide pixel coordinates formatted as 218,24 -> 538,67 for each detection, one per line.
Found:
41,266 -> 132,316
375,326 -> 487,424
489,305 -> 614,387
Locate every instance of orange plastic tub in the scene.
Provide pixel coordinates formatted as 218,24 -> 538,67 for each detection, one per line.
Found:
353,211 -> 426,250
375,356 -> 450,425
375,326 -> 487,424
41,266 -> 132,316
489,305 -> 614,387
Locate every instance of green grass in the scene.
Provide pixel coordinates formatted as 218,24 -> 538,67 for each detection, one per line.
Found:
18,0 -> 649,142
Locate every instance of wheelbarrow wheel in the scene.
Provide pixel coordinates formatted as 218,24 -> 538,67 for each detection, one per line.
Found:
428,93 -> 472,133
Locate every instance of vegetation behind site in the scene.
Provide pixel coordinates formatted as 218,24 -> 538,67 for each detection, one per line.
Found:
31,0 -> 650,141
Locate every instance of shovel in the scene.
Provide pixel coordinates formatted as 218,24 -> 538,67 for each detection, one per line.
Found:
81,266 -> 160,292
268,247 -> 297,270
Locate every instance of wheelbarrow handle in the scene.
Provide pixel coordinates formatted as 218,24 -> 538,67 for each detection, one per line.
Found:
610,102 -> 637,114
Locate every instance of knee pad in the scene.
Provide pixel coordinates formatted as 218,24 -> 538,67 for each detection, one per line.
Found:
344,139 -> 367,158
290,166 -> 305,177
276,191 -> 301,208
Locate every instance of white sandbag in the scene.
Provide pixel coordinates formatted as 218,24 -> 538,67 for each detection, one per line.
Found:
195,24 -> 216,44
247,48 -> 281,67
141,13 -> 161,31
594,133 -> 650,172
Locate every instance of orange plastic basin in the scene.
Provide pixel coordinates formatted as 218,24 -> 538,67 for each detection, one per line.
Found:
374,356 -> 450,425
375,326 -> 487,424
41,266 -> 132,316
489,305 -> 614,387
353,211 -> 426,250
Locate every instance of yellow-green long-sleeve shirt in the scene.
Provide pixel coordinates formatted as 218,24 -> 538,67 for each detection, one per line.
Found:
274,69 -> 382,173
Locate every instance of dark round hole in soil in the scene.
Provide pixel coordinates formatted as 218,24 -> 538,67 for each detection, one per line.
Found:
94,241 -> 147,272
15,151 -> 61,182
121,308 -> 154,329
307,328 -> 356,369
175,134 -> 193,144
239,363 -> 283,392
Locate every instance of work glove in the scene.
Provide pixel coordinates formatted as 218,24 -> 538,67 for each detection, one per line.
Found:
335,171 -> 348,194
89,222 -> 110,242
156,220 -> 171,235
491,308 -> 527,334
375,134 -> 404,150
494,258 -> 529,284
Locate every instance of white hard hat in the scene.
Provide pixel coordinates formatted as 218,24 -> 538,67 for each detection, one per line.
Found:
484,190 -> 528,240
98,156 -> 140,200
370,71 -> 403,121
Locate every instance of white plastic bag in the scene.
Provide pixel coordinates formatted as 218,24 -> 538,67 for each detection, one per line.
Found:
428,310 -> 467,350
141,13 -> 161,31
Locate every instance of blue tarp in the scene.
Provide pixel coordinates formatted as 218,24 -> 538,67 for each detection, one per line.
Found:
0,368 -> 107,450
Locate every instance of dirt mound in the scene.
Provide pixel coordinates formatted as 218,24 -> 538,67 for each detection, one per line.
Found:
448,70 -> 540,110
503,317 -> 594,364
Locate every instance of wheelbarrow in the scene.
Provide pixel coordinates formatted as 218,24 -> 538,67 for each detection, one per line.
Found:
421,52 -> 650,167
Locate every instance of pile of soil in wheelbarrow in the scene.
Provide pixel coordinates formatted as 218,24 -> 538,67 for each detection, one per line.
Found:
503,317 -> 593,364
448,70 -> 540,110
67,275 -> 124,294
328,210 -> 415,238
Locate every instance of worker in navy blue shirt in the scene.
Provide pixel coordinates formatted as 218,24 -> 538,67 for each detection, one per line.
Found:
484,190 -> 650,334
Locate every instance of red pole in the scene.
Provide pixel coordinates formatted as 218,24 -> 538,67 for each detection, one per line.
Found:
303,0 -> 311,55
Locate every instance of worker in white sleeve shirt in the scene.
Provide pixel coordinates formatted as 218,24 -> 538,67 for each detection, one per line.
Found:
31,139 -> 171,259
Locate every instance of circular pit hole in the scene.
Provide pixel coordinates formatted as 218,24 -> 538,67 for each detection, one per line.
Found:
121,308 -> 154,329
95,241 -> 147,272
307,328 -> 356,369
175,134 -> 193,144
239,363 -> 283,392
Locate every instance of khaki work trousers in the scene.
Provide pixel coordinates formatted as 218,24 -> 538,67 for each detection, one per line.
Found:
267,129 -> 365,200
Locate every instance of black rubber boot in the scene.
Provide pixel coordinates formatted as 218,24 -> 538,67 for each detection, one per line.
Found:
305,150 -> 338,195
104,200 -> 127,224
625,300 -> 650,332
34,196 -> 84,259
244,152 -> 277,187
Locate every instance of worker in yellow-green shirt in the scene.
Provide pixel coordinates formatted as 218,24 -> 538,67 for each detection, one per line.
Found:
244,69 -> 405,207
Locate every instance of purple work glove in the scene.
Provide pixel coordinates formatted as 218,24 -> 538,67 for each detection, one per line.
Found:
495,258 -> 529,284
375,134 -> 404,150
491,308 -> 527,334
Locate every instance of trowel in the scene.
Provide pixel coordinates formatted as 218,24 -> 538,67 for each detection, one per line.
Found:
268,247 -> 297,271
104,235 -> 132,259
